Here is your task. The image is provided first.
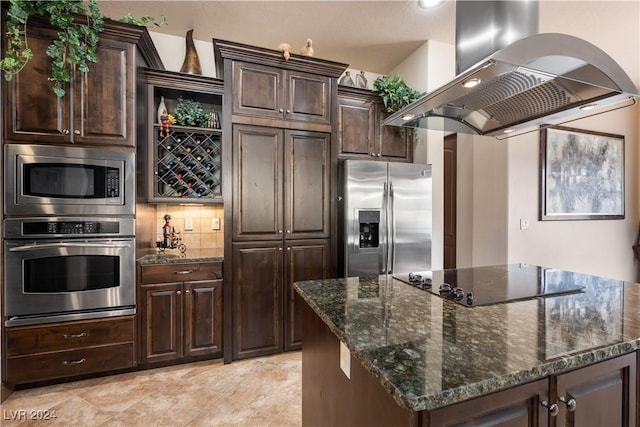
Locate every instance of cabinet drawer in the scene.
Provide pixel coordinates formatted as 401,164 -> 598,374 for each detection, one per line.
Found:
6,343 -> 135,384
140,262 -> 222,284
6,316 -> 134,356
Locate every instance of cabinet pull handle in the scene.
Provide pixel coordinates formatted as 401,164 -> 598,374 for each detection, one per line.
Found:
63,358 -> 86,366
559,396 -> 577,412
63,332 -> 87,339
177,290 -> 182,295
540,400 -> 558,416
174,270 -> 194,275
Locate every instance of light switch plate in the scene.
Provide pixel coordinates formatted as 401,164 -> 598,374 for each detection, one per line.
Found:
185,217 -> 193,231
211,218 -> 220,230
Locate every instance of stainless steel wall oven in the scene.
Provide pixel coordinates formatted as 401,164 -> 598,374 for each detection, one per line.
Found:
4,217 -> 136,326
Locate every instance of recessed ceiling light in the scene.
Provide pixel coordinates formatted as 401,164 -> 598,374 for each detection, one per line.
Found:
462,78 -> 481,88
579,103 -> 597,111
503,128 -> 515,134
418,0 -> 445,9
402,113 -> 415,121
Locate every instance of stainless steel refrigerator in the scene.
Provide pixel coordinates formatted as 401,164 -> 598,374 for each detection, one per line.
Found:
338,159 -> 432,278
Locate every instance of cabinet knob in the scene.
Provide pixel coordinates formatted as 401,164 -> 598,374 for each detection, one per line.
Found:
376,153 -> 381,157
74,130 -> 80,135
286,110 -> 291,114
370,153 -> 375,157
559,396 -> 576,412
279,247 -> 283,251
177,290 -> 182,295
287,247 -> 291,251
278,230 -> 283,234
540,400 -> 559,417
279,109 -> 284,113
63,129 -> 70,135
286,230 -> 291,234
185,289 -> 191,294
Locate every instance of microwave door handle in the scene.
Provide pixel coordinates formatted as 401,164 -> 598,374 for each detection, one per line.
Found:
9,242 -> 132,251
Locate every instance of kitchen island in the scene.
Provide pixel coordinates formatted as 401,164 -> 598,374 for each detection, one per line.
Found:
294,264 -> 640,426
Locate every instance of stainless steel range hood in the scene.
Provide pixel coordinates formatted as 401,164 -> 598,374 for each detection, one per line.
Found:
385,30 -> 638,140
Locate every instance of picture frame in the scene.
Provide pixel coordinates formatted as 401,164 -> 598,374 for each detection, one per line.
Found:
539,126 -> 625,221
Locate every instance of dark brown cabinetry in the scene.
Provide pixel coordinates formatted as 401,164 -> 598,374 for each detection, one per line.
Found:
232,61 -> 331,126
140,69 -> 224,203
214,39 -> 346,362
138,262 -> 223,365
3,19 -> 160,147
337,87 -> 413,162
5,316 -> 135,385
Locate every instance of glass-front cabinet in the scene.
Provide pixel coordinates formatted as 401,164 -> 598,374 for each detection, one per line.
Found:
141,69 -> 224,203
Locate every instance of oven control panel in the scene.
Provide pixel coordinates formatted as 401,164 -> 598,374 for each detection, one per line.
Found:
3,218 -> 135,239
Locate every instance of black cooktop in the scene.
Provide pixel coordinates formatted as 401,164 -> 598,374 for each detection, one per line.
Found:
394,264 -> 586,307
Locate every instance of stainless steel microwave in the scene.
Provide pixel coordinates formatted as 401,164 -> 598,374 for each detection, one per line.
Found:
4,144 -> 135,216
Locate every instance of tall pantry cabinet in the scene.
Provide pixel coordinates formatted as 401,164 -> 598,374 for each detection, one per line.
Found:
214,39 -> 347,361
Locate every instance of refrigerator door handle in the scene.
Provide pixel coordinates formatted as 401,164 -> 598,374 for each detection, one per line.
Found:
382,182 -> 388,274
389,182 -> 395,274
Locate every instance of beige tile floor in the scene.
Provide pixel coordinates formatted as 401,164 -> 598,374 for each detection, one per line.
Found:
1,352 -> 301,427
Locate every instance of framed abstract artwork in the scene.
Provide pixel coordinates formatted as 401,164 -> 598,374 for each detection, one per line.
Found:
539,126 -> 624,220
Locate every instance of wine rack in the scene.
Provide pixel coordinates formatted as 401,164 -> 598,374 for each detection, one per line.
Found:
154,125 -> 222,202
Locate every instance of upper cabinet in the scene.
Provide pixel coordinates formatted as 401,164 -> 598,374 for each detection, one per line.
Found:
337,86 -> 413,163
3,18 -> 162,147
232,62 -> 331,125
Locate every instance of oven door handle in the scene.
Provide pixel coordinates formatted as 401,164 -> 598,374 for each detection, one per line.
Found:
9,242 -> 132,251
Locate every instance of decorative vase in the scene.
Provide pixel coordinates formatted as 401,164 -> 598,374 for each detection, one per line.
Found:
179,29 -> 202,75
355,71 -> 368,89
157,96 -> 167,124
339,71 -> 354,87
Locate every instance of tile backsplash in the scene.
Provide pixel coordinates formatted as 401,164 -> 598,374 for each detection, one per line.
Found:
155,204 -> 224,251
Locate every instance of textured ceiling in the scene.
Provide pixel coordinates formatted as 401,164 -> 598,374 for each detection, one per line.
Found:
98,0 -> 456,74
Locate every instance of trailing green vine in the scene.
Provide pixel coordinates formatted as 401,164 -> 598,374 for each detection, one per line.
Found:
373,74 -> 424,141
0,0 -> 166,97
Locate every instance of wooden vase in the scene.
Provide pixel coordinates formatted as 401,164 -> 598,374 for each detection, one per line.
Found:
180,29 -> 202,75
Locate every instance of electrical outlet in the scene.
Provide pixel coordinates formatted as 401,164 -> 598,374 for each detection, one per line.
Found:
211,218 -> 220,230
519,218 -> 529,230
185,217 -> 193,231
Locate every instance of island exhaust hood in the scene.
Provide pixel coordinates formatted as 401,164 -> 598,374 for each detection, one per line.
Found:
384,3 -> 639,139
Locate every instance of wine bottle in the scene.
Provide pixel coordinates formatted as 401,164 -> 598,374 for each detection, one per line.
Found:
186,163 -> 196,171
184,145 -> 194,153
205,179 -> 217,188
195,154 -> 203,162
205,163 -> 214,171
205,146 -> 213,154
186,180 -> 195,188
176,187 -> 187,197
176,170 -> 187,180
195,187 -> 206,197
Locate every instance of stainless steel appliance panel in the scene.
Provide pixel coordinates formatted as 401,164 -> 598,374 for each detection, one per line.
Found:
388,163 -> 432,275
344,160 -> 388,277
4,144 -> 134,216
4,237 -> 135,324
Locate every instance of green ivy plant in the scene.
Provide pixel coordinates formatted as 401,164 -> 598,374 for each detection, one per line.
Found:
0,0 -> 165,97
373,75 -> 424,141
173,98 -> 210,128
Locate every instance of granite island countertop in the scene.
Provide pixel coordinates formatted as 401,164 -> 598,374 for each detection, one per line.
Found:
137,248 -> 223,265
294,264 -> 640,412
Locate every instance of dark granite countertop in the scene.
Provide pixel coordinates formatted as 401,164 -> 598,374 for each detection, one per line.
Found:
137,248 -> 223,265
294,264 -> 640,412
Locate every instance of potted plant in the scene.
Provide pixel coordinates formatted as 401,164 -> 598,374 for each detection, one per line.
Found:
172,97 -> 210,128
0,0 -> 165,97
373,74 -> 424,140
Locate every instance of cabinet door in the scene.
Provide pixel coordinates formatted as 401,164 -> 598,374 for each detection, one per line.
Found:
183,279 -> 223,358
232,125 -> 284,240
554,352 -> 636,427
232,61 -> 284,119
376,108 -> 413,162
429,378 -> 549,427
232,242 -> 283,359
74,37 -> 134,147
284,239 -> 330,351
286,71 -> 331,124
140,282 -> 183,364
4,26 -> 71,144
285,130 -> 330,239
337,95 -> 375,159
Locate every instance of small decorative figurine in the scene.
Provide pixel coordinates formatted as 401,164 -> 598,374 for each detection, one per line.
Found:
278,42 -> 292,60
157,214 -> 187,253
300,39 -> 314,56
355,70 -> 368,89
159,108 -> 172,138
339,71 -> 354,87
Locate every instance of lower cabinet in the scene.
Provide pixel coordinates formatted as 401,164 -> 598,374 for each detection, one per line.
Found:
428,352 -> 637,427
232,239 -> 330,359
5,316 -> 135,385
138,262 -> 223,365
